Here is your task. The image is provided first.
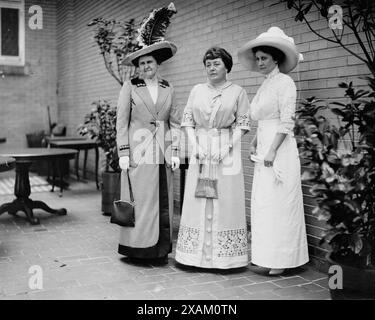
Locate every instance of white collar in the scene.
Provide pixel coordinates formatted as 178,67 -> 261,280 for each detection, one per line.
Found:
207,81 -> 232,91
265,66 -> 280,79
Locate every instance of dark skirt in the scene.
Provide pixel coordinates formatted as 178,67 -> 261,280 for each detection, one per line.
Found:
118,164 -> 172,259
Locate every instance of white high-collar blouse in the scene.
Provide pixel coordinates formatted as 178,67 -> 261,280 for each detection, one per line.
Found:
250,66 -> 297,135
144,78 -> 158,104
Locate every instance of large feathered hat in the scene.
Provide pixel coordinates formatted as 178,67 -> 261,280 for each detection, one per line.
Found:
237,26 -> 303,74
123,2 -> 177,66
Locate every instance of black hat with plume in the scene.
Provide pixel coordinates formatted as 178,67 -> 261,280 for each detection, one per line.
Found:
123,2 -> 177,66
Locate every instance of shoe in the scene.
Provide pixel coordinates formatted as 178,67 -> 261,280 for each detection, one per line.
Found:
268,268 -> 285,276
150,256 -> 169,265
249,264 -> 270,275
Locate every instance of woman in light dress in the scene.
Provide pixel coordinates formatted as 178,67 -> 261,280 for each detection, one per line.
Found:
238,27 -> 309,275
175,47 -> 250,269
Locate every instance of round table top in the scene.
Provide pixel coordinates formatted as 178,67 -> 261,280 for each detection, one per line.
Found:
49,139 -> 98,148
0,157 -> 15,172
0,148 -> 78,162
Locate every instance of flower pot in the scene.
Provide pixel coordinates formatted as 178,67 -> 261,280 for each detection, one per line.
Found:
101,171 -> 121,216
327,252 -> 375,300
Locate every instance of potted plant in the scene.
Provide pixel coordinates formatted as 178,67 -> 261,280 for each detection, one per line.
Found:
279,0 -> 375,299
295,78 -> 375,299
78,100 -> 120,215
78,17 -> 138,215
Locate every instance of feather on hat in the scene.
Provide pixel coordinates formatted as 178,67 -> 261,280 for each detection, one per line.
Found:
123,2 -> 177,66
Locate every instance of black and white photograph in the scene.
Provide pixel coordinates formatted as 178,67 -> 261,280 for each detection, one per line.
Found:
0,0 -> 374,305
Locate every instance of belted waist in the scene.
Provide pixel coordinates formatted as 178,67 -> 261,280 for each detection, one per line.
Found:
194,127 -> 233,137
257,118 -> 280,128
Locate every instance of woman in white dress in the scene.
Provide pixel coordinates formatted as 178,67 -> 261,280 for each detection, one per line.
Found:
175,47 -> 251,269
237,27 -> 309,275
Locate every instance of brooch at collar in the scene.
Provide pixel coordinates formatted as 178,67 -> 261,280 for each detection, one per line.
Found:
131,78 -> 146,87
158,79 -> 170,88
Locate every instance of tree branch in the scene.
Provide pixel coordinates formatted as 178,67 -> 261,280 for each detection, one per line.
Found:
348,4 -> 373,67
328,21 -> 369,65
364,27 -> 375,59
302,15 -> 339,43
103,54 -> 122,86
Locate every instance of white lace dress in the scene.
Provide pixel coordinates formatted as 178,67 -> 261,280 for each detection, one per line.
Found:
250,66 -> 309,268
175,82 -> 250,269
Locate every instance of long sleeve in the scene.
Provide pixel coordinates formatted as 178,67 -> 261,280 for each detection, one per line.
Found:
181,86 -> 197,128
277,76 -> 297,135
234,88 -> 251,131
116,81 -> 132,157
168,84 -> 181,157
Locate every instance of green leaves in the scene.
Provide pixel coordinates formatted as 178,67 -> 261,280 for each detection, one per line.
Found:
77,100 -> 120,172
295,77 -> 375,266
88,18 -> 138,86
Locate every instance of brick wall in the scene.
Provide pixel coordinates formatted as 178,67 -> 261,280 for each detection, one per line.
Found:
55,0 -> 371,269
0,0 -> 58,148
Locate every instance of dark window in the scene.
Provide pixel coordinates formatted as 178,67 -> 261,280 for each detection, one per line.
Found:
1,7 -> 19,56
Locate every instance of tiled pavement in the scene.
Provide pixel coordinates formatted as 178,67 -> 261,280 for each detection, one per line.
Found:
0,178 -> 330,300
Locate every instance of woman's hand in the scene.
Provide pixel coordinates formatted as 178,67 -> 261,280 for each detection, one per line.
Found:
171,156 -> 180,171
264,149 -> 277,167
249,143 -> 257,162
194,144 -> 207,161
119,156 -> 130,170
211,144 -> 231,162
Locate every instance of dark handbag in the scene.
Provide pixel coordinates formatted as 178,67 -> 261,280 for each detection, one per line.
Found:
111,170 -> 135,227
195,163 -> 218,199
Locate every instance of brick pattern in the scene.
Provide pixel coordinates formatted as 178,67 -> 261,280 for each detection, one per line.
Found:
0,181 -> 330,300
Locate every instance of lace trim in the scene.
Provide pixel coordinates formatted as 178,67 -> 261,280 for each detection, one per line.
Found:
177,225 -> 200,254
277,121 -> 295,135
235,114 -> 251,129
181,110 -> 195,126
217,229 -> 248,257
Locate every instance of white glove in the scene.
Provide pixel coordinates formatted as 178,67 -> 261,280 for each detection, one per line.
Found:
171,156 -> 180,171
119,156 -> 130,170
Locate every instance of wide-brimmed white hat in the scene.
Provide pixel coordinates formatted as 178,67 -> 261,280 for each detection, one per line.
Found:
237,26 -> 303,74
123,41 -> 177,66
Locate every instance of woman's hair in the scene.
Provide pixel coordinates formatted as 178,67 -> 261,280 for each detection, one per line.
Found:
203,47 -> 233,73
252,45 -> 286,65
133,53 -> 161,67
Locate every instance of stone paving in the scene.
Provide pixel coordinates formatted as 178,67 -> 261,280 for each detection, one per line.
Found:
0,177 -> 330,300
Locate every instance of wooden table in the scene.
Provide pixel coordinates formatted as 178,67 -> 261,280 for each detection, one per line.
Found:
47,137 -> 99,189
0,148 -> 77,224
0,157 -> 15,172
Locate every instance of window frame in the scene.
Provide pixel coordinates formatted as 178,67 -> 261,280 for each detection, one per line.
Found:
0,0 -> 25,66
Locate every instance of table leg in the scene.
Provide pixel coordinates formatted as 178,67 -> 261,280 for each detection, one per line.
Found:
51,159 -> 56,192
83,149 -> 88,179
0,161 -> 68,225
75,151 -> 80,180
95,146 -> 99,190
59,159 -> 64,197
